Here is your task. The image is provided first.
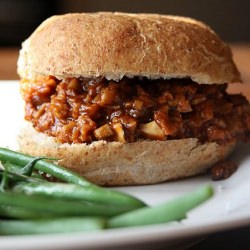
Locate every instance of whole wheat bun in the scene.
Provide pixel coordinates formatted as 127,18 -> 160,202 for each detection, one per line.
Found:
18,125 -> 235,186
17,13 -> 240,185
18,12 -> 240,84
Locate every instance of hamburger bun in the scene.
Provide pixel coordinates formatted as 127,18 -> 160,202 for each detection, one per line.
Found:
18,124 -> 235,185
18,12 -> 240,83
17,13 -> 246,186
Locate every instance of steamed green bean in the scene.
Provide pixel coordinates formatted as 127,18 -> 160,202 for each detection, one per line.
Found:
108,185 -> 213,228
0,217 -> 106,235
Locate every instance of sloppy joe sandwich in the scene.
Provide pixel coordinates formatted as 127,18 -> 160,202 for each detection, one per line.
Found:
17,12 -> 250,185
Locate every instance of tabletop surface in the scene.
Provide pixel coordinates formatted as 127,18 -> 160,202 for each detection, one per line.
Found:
0,45 -> 250,249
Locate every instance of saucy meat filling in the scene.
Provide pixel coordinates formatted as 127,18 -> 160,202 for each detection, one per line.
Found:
20,76 -> 250,144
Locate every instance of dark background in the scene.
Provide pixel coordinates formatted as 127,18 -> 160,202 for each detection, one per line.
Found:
0,0 -> 250,46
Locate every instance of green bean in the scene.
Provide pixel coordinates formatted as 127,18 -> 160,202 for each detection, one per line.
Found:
1,162 -> 45,180
0,147 -> 91,186
0,147 -> 146,209
0,192 -> 132,217
0,170 -> 43,184
0,205 -> 52,219
15,157 -> 56,176
0,217 -> 106,235
12,181 -> 142,209
108,185 -> 214,228
0,169 -> 8,191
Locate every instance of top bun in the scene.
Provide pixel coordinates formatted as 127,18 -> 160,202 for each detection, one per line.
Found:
18,12 -> 240,84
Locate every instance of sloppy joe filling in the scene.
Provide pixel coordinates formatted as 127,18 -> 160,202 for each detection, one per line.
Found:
20,76 -> 250,144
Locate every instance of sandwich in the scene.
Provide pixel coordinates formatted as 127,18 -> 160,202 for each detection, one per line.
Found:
17,12 -> 250,185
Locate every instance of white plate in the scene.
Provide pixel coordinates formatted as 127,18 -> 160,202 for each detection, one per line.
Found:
0,81 -> 250,250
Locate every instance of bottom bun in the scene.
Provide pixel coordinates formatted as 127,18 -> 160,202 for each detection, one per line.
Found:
18,125 -> 235,186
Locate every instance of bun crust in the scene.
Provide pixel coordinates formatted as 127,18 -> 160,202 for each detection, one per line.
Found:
18,12 -> 240,84
18,125 -> 235,186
